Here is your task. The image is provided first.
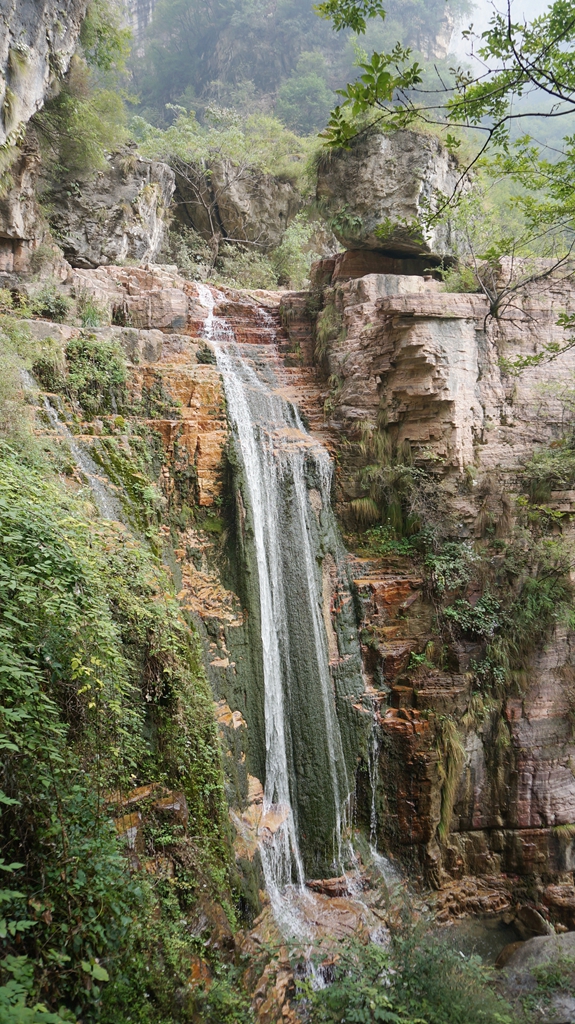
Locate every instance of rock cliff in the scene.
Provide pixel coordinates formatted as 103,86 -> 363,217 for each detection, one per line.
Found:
0,143 -> 175,282
292,262 -> 575,897
0,130 -> 47,277
47,149 -> 175,268
0,0 -> 88,146
175,158 -> 302,251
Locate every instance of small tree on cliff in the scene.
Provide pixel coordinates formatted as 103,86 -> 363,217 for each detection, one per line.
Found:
132,106 -> 314,268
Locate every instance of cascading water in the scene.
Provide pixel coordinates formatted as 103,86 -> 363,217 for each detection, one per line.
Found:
21,369 -> 120,520
368,712 -> 381,849
197,284 -> 354,931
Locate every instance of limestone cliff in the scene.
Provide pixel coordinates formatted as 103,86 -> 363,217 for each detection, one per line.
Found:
47,148 -> 175,268
285,261 -> 575,906
0,0 -> 88,146
174,157 -> 302,251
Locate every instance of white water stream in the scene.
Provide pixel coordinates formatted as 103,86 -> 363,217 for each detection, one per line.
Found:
21,369 -> 120,520
197,284 -> 351,932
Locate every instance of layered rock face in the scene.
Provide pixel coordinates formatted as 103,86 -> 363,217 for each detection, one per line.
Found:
47,150 -> 175,268
0,132 -> 46,277
309,267 -> 575,477
316,130 -> 461,261
71,262 -> 192,329
0,0 -> 88,145
300,265 -> 575,890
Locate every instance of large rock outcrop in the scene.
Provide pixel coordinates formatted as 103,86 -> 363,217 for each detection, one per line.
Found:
47,149 -> 175,268
500,932 -> 575,1021
0,0 -> 88,146
316,130 -> 461,261
0,131 -> 48,277
175,158 -> 302,251
280,264 -> 575,890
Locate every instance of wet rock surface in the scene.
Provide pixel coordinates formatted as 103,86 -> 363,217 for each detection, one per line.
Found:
238,860 -> 396,1024
500,932 -> 575,1023
289,266 -> 575,886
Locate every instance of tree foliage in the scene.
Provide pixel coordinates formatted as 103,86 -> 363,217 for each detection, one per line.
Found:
303,935 -> 513,1023
33,60 -> 127,178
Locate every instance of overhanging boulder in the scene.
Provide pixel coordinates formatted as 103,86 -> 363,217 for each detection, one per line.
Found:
316,129 -> 462,263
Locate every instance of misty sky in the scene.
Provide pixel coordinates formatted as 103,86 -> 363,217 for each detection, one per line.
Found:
452,0 -> 551,56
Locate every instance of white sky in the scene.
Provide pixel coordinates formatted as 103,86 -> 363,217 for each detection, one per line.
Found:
452,0 -> 552,57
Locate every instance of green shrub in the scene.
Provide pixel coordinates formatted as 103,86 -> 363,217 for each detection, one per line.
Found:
0,442 -> 230,1018
80,0 -> 132,72
444,593 -> 502,639
213,247 -> 277,290
440,263 -> 480,293
425,542 -> 478,594
304,935 -> 514,1024
521,437 -> 575,502
30,287 -> 71,323
271,214 -> 321,288
33,334 -> 125,415
443,535 -> 573,697
77,291 -> 110,328
160,227 -> 211,280
275,52 -> 335,134
355,524 -> 417,557
63,335 -> 126,416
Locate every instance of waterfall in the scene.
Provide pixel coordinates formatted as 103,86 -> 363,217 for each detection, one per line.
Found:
21,370 -> 120,520
368,711 -> 380,849
198,284 -> 352,927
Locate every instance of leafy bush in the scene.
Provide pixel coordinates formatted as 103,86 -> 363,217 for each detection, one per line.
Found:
440,263 -> 480,294
444,594 -> 502,639
425,542 -> 478,594
77,292 -> 110,328
442,535 -> 573,697
356,524 -> 417,557
271,214 -> 321,288
521,437 -> 575,502
0,952 -> 75,1022
34,335 -> 128,417
160,227 -> 211,280
0,314 -> 66,447
29,287 -> 71,323
133,107 -> 316,187
213,247 -> 277,290
304,936 -> 514,1024
0,443 -> 229,1019
80,0 -> 132,72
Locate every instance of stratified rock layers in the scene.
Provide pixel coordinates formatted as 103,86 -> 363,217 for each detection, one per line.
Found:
305,267 -> 575,887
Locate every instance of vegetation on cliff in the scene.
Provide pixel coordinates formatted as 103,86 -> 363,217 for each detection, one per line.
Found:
0,318 -> 246,1022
